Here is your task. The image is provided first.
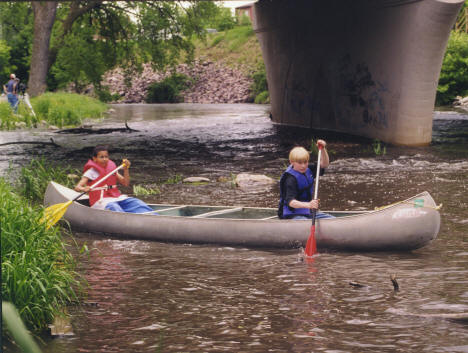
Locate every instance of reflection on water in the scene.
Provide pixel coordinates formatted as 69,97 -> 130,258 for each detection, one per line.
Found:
1,104 -> 467,352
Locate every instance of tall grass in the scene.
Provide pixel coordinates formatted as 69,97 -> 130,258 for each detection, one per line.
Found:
1,92 -> 107,130
31,92 -> 107,128
0,99 -> 39,130
16,158 -> 78,203
1,178 -> 82,331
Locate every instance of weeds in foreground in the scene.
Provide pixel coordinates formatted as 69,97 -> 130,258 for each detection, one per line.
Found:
15,158 -> 78,203
133,184 -> 161,196
1,179 -> 82,331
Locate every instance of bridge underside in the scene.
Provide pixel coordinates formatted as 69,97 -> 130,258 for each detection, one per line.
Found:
253,0 -> 463,146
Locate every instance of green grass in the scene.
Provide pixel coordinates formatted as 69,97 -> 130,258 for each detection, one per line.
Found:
1,178 -> 82,331
1,92 -> 108,130
193,25 -> 263,75
133,184 -> 161,196
15,158 -> 79,203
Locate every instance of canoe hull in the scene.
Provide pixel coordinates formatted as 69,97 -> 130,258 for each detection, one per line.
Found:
44,182 -> 440,251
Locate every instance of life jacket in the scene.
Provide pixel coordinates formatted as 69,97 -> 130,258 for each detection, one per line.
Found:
278,165 -> 314,218
83,159 -> 121,207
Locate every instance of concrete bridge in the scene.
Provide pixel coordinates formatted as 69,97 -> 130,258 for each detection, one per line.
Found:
252,0 -> 463,145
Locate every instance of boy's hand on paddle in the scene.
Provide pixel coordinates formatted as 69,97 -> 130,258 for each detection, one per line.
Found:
308,199 -> 319,209
316,139 -> 326,148
122,159 -> 131,169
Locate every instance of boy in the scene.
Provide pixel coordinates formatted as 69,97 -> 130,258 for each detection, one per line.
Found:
75,145 -> 156,213
278,140 -> 333,219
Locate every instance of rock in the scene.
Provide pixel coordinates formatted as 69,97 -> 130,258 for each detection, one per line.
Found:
235,173 -> 276,190
100,60 -> 253,104
183,177 -> 210,183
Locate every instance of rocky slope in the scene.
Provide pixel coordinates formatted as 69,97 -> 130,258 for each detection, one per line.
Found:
101,60 -> 253,104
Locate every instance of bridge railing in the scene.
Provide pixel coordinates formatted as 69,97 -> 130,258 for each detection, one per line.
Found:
455,7 -> 467,33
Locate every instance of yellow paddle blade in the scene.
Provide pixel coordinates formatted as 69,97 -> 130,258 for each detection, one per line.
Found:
42,200 -> 72,229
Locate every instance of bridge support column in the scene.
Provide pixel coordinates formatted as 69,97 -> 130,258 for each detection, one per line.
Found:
253,0 -> 463,146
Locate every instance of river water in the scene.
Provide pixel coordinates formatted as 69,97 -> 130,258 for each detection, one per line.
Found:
1,104 -> 467,352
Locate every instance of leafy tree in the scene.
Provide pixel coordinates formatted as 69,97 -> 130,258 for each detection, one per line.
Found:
436,31 -> 468,105
0,1 -> 219,96
0,2 -> 33,85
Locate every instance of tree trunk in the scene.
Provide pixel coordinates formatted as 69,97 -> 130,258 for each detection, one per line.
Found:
28,2 -> 57,97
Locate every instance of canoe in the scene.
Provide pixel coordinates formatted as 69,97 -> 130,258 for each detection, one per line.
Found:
44,181 -> 441,251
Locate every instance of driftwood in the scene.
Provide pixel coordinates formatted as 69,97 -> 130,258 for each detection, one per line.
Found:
0,138 -> 60,147
56,121 -> 138,134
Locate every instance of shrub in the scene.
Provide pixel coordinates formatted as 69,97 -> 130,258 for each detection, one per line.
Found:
254,91 -> 269,104
146,73 -> 191,103
436,31 -> 468,106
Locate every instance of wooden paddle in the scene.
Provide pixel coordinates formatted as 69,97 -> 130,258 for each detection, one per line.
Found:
305,144 -> 323,256
42,162 -> 126,229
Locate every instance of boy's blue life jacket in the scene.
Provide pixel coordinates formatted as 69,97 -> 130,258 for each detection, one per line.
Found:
278,165 -> 314,218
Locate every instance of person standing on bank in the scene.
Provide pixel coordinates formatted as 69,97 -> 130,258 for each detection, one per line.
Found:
3,73 -> 18,113
75,145 -> 157,214
278,140 -> 334,220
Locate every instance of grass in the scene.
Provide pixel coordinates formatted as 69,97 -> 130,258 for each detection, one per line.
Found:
193,25 -> 264,75
0,92 -> 108,130
15,158 -> 79,203
133,184 -> 161,196
1,178 -> 82,331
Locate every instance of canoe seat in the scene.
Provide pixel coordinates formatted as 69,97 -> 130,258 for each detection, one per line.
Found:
191,207 -> 243,218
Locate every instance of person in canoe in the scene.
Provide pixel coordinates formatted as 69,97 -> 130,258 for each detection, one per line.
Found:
278,140 -> 334,220
75,145 -> 156,214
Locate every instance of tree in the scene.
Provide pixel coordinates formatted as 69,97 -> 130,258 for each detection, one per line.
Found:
0,1 -> 221,96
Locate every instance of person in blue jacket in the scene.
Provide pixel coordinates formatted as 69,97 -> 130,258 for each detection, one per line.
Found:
278,140 -> 334,220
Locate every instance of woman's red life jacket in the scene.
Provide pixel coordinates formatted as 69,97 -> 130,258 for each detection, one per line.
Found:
83,159 -> 121,206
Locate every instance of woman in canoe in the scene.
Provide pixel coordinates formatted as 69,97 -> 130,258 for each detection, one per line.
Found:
278,140 -> 334,220
75,145 -> 156,214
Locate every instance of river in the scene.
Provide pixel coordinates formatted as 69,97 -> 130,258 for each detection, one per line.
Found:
1,103 -> 467,352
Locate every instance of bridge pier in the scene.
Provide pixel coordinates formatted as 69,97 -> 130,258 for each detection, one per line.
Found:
253,0 -> 463,146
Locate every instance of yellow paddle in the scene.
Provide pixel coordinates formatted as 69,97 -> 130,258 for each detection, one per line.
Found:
42,162 -> 126,229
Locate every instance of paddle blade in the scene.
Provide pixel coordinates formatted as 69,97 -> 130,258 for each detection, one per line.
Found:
42,201 -> 72,229
305,225 -> 317,256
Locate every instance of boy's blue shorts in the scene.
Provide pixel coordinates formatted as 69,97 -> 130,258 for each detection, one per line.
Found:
105,197 -> 158,214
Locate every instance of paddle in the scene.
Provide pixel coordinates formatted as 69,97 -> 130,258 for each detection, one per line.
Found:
305,144 -> 323,257
42,162 -> 126,229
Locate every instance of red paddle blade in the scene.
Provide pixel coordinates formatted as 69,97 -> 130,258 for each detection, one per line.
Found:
305,225 -> 317,256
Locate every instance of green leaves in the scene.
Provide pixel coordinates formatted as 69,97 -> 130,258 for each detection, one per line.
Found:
437,31 -> 468,106
1,178 -> 82,331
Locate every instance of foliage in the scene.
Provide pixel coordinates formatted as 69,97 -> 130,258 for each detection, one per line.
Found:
133,184 -> 161,196
31,92 -> 107,128
1,1 -> 219,94
250,62 -> 269,103
0,98 -> 39,130
193,24 -> 263,75
0,2 -> 33,84
436,31 -> 468,106
2,302 -> 42,353
1,178 -> 81,331
146,73 -> 191,103
372,139 -> 386,155
0,40 -> 15,83
16,158 -> 78,203
254,91 -> 270,104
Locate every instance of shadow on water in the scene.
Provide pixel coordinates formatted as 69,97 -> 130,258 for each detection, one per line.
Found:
1,104 -> 467,353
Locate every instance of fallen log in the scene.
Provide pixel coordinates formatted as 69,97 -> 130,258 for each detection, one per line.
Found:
0,138 -> 60,147
55,121 -> 138,134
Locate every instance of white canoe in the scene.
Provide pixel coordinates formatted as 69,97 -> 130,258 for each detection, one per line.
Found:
44,181 -> 441,251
